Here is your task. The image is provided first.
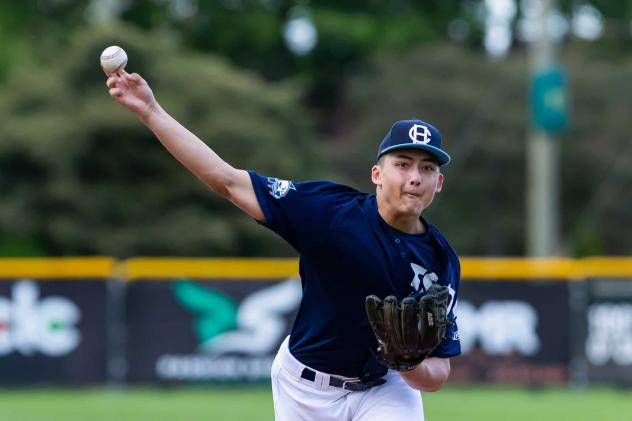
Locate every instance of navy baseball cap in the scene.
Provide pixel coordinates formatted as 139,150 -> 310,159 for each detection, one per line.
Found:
376,119 -> 451,166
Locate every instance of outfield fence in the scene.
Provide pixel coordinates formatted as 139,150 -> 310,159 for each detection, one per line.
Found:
0,257 -> 631,387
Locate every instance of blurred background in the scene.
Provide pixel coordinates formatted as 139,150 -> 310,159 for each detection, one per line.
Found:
1,0 -> 632,420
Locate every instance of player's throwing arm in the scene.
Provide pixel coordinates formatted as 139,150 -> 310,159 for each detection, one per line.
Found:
103,47 -> 263,221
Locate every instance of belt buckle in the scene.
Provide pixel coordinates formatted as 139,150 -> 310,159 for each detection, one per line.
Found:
342,379 -> 362,390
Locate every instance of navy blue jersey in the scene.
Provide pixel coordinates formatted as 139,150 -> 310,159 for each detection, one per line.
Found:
249,172 -> 461,379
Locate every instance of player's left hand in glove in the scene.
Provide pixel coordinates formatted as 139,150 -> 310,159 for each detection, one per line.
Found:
365,284 -> 450,372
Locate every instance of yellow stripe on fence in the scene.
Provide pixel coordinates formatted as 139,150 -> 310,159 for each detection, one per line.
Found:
123,257 -> 632,281
0,258 -> 116,279
0,257 -> 631,281
461,258 -> 577,280
575,257 -> 632,278
123,258 -> 299,280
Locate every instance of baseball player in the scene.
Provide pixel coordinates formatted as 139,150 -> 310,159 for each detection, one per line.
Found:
106,70 -> 461,420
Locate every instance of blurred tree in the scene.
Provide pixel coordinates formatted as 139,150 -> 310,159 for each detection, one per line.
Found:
0,25 -> 327,257
3,1 -> 629,121
0,1 -> 466,132
1,1 -> 631,257
2,1 -> 630,81
117,0 -> 464,132
0,1 -> 110,84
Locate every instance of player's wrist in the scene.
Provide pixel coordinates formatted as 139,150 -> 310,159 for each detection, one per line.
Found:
138,100 -> 164,126
397,364 -> 426,390
400,358 -> 450,391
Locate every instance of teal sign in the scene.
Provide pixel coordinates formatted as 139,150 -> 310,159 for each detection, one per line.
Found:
531,67 -> 569,133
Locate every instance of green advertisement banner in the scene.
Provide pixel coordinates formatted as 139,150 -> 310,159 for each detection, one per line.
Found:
125,277 -> 301,383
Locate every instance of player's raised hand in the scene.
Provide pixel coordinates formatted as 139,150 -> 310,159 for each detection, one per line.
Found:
106,70 -> 158,120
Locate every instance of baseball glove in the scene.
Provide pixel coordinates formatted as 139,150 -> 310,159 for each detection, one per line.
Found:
365,284 -> 450,371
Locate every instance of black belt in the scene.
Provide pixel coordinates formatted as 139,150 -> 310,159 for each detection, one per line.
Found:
300,368 -> 386,392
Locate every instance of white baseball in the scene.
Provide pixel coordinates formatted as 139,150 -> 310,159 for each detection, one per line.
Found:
100,46 -> 128,75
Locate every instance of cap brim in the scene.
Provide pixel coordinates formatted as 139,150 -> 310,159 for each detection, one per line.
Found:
377,144 -> 451,166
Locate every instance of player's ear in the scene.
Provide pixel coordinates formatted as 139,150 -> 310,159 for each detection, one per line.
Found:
435,172 -> 444,193
371,164 -> 382,186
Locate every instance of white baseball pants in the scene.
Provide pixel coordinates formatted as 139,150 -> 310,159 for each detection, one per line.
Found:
270,336 -> 424,421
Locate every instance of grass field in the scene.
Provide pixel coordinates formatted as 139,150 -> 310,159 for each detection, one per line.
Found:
0,386 -> 630,421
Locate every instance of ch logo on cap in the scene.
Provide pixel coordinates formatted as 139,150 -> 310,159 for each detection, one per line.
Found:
409,124 -> 431,144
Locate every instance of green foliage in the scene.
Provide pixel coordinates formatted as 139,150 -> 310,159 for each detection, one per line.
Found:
0,31 -> 32,83
0,25 -> 325,257
559,48 -> 632,255
1,2 -> 631,257
121,1 -> 458,78
114,0 -> 461,118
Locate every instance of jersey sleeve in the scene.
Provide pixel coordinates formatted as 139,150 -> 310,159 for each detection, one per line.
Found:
248,171 -> 358,252
429,314 -> 461,358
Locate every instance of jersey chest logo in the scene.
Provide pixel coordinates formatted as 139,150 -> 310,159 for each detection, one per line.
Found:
410,262 -> 438,293
410,262 -> 457,315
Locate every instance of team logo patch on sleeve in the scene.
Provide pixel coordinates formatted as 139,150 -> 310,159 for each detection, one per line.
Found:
266,177 -> 296,199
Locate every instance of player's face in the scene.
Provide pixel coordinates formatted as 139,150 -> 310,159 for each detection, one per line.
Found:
371,150 -> 444,217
